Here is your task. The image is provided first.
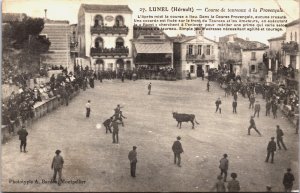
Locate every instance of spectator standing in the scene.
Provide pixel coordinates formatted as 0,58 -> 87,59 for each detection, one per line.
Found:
148,83 -> 152,95
265,137 -> 276,163
172,136 -> 184,167
232,100 -> 237,114
283,168 -> 295,192
211,175 -> 226,192
17,125 -> 28,153
227,173 -> 240,192
276,125 -> 287,150
254,101 -> 261,118
215,98 -> 222,114
207,81 -> 210,92
128,146 -> 138,177
219,154 -> 229,182
85,100 -> 91,118
51,150 -> 64,186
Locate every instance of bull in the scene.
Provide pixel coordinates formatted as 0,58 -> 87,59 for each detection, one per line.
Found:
172,112 -> 199,129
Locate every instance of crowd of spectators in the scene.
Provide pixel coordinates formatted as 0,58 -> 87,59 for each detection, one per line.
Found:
2,65 -> 96,134
208,68 -> 299,120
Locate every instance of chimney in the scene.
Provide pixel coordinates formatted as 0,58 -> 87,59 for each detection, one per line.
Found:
44,9 -> 47,20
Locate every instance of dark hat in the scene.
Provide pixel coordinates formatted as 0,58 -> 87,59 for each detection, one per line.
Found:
223,154 -> 228,157
231,173 -> 237,178
271,137 -> 275,139
133,146 -> 137,149
287,168 -> 291,172
177,136 -> 181,140
266,186 -> 272,190
55,150 -> 61,154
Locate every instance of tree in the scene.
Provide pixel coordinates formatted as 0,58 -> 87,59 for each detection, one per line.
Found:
2,16 -> 51,74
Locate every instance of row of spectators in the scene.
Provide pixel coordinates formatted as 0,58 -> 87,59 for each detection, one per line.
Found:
2,66 -> 95,134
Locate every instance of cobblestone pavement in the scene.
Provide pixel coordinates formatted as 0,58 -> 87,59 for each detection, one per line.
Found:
1,79 -> 299,192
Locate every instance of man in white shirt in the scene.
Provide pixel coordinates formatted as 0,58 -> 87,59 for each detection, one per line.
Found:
85,100 -> 91,118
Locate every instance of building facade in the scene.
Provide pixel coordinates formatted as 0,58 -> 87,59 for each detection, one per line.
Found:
173,28 -> 219,79
282,19 -> 300,70
77,4 -> 133,72
132,25 -> 173,68
241,41 -> 268,81
40,20 -> 71,70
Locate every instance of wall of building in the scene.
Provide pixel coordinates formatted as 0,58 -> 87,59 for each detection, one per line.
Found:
84,12 -> 133,57
241,49 -> 266,75
77,7 -> 85,57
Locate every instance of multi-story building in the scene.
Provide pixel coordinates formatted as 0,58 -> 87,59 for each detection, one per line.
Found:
173,28 -> 219,79
267,33 -> 285,72
132,25 -> 173,68
70,24 -> 79,67
241,41 -> 268,81
77,4 -> 133,72
282,19 -> 300,70
40,19 -> 71,70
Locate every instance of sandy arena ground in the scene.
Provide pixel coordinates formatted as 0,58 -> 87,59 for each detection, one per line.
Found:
1,79 -> 299,192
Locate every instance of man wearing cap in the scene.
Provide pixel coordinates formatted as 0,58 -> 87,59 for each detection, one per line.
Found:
265,137 -> 276,163
247,116 -> 262,136
219,154 -> 229,182
85,100 -> 91,118
254,101 -> 261,118
172,136 -> 184,167
128,146 -> 138,177
276,125 -> 287,150
227,173 -> 240,192
51,150 -> 64,185
17,126 -> 28,153
283,168 -> 295,192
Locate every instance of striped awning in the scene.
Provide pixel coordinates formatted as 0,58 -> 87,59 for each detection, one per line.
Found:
135,43 -> 172,54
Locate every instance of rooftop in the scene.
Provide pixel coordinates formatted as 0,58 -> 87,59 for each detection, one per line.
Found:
286,18 -> 300,27
80,4 -> 132,14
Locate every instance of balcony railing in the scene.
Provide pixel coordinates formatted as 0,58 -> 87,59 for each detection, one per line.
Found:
90,47 -> 129,57
186,54 -> 216,61
282,41 -> 299,54
90,26 -> 129,35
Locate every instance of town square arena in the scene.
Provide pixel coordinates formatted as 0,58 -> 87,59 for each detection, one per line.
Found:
1,79 -> 299,192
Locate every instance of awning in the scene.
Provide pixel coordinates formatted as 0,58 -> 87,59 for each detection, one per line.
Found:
135,43 -> 172,54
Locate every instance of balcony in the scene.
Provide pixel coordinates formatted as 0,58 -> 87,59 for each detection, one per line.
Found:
90,26 -> 129,35
186,54 -> 216,61
90,47 -> 129,57
282,41 -> 299,55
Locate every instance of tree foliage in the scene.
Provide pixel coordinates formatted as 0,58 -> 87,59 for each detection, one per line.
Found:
2,16 -> 51,74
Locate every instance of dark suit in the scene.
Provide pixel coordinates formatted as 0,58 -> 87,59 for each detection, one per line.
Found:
111,122 -> 119,143
103,118 -> 112,133
172,140 -> 183,166
254,103 -> 260,117
17,128 -> 28,152
265,140 -> 276,163
51,155 -> 64,185
248,118 -> 261,135
277,128 -> 287,150
128,150 -> 137,177
232,101 -> 237,113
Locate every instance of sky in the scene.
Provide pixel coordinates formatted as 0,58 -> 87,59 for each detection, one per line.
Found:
2,0 -> 299,43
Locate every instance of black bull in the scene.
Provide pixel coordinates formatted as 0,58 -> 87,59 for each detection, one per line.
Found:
172,112 -> 199,129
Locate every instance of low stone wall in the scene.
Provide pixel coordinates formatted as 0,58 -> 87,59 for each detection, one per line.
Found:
1,90 -> 80,144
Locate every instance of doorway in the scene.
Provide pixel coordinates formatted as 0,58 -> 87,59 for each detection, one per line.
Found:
197,65 -> 203,77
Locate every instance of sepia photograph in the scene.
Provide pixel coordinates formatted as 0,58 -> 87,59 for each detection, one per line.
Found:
1,0 -> 299,192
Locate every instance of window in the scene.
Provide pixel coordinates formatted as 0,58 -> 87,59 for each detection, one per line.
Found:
295,32 -> 297,42
188,45 -> 193,55
251,52 -> 256,60
95,37 -> 103,48
115,15 -> 124,27
290,32 -> 293,41
206,45 -> 211,55
250,65 -> 256,73
116,37 -> 124,48
197,45 -> 202,55
94,15 -> 103,27
190,65 -> 195,73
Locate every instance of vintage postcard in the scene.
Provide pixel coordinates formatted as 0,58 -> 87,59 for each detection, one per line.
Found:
1,0 -> 299,192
